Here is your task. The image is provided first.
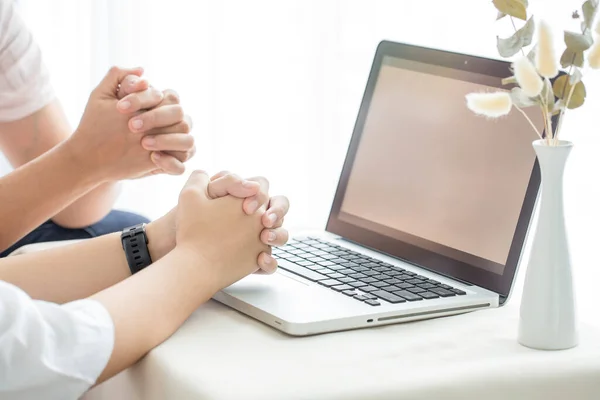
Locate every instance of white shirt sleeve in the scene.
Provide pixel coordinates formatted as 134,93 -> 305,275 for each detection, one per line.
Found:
0,281 -> 115,400
0,0 -> 55,122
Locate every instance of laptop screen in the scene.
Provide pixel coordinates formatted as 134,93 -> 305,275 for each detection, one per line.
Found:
327,41 -> 550,297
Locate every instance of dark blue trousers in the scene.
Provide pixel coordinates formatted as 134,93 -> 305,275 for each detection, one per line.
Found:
1,210 -> 149,257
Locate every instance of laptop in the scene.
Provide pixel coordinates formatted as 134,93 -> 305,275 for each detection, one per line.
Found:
214,40 -> 554,336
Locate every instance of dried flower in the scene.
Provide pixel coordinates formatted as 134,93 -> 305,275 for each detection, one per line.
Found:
535,20 -> 559,78
588,40 -> 600,68
465,92 -> 513,117
513,56 -> 544,97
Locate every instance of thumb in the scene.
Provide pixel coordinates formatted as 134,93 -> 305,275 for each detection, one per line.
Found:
180,170 -> 210,201
98,66 -> 144,97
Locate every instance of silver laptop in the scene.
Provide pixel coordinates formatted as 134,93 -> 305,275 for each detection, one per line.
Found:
214,40 -> 551,336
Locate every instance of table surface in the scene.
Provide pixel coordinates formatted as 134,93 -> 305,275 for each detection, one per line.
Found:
85,295 -> 600,400
14,241 -> 600,400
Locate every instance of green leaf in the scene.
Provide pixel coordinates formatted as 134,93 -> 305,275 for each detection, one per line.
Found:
564,30 -> 593,51
502,76 -> 517,85
496,17 -> 535,57
510,87 -> 538,108
582,0 -> 599,32
492,0 -> 527,21
526,45 -> 536,63
560,48 -> 585,68
552,75 -> 586,109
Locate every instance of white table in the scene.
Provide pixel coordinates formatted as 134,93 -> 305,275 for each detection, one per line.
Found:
84,295 -> 600,400
12,241 -> 600,399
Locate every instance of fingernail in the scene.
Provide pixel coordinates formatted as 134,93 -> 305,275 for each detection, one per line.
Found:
268,232 -> 277,242
268,213 -> 277,224
242,180 -> 256,188
152,152 -> 161,160
263,254 -> 276,271
247,200 -> 259,213
129,76 -> 139,85
117,100 -> 131,110
131,119 -> 143,130
143,137 -> 156,148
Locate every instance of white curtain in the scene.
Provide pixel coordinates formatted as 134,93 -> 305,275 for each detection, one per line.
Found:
15,0 -> 600,319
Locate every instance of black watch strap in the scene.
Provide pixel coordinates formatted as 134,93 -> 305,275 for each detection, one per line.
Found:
121,223 -> 152,274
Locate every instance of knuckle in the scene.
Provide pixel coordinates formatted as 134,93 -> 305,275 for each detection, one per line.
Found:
108,65 -> 121,76
179,119 -> 191,133
164,89 -> 180,104
173,105 -> 185,120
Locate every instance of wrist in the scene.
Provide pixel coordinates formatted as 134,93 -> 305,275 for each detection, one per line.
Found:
145,210 -> 177,262
62,133 -> 109,184
170,245 -> 222,295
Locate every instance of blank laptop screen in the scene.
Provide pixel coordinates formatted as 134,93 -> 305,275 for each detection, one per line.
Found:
336,55 -> 544,276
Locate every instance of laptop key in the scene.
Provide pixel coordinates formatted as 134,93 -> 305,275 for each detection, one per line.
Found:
360,285 -> 379,293
371,282 -> 389,288
439,284 -> 454,290
317,261 -> 336,267
362,270 -> 379,277
338,268 -> 355,275
297,260 -> 314,267
373,274 -> 391,280
279,263 -> 328,281
342,262 -> 359,268
306,257 -> 326,263
417,283 -> 437,289
384,278 -> 402,285
420,291 -> 440,299
348,273 -> 367,279
321,254 -> 337,260
327,272 -> 345,279
393,291 -> 423,301
362,277 -> 378,284
451,288 -> 467,295
407,287 -> 426,294
287,257 -> 304,263
332,284 -> 354,292
406,279 -> 425,285
342,290 -> 358,297
396,283 -> 414,289
348,281 -> 367,288
361,293 -> 378,300
380,285 -> 402,293
318,279 -> 342,287
430,288 -> 456,297
365,299 -> 381,306
338,277 -> 357,284
373,290 -> 406,304
354,295 -> 369,302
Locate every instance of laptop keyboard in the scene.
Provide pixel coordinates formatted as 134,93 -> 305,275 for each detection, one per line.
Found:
273,237 -> 466,306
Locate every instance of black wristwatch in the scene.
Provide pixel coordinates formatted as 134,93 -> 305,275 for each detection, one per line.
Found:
121,223 -> 153,275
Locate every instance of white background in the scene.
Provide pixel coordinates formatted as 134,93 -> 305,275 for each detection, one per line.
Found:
9,0 -> 600,324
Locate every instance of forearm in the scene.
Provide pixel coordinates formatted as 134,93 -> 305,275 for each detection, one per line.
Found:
0,215 -> 174,303
93,247 -> 217,383
0,142 -> 103,252
51,181 -> 121,228
0,100 -> 119,230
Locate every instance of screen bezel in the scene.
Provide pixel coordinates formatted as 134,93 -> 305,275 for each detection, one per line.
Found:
326,40 -> 556,298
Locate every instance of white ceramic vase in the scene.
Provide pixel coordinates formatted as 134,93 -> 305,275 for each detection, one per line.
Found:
518,139 -> 577,350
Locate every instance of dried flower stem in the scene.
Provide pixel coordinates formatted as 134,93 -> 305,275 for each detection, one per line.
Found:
554,81 -> 577,144
514,105 -> 543,140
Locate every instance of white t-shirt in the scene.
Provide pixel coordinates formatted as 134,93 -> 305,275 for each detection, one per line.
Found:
0,281 -> 115,400
0,1 -> 115,399
0,0 -> 56,174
